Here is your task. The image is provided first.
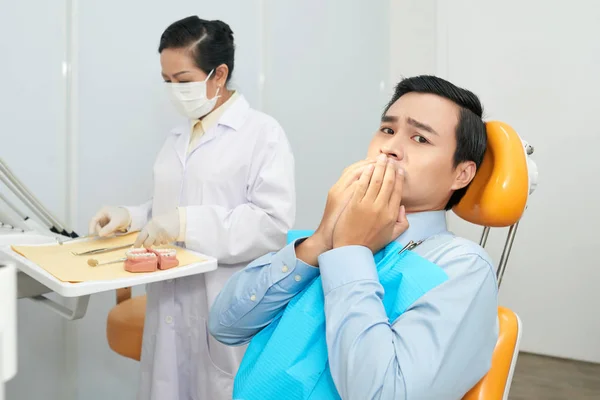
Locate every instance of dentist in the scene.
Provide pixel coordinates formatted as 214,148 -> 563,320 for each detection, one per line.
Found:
88,16 -> 296,400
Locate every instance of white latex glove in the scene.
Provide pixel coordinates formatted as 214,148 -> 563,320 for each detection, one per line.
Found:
88,206 -> 131,237
134,209 -> 180,248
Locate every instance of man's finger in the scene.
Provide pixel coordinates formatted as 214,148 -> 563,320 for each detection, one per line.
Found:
389,167 -> 405,210
342,159 -> 376,178
340,164 -> 371,189
376,159 -> 397,205
352,164 -> 374,202
364,154 -> 388,201
336,181 -> 359,212
342,159 -> 372,175
338,160 -> 375,189
391,205 -> 409,240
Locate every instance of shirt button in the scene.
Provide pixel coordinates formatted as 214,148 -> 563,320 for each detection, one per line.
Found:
250,294 -> 256,301
165,316 -> 173,324
281,265 -> 289,273
294,275 -> 302,282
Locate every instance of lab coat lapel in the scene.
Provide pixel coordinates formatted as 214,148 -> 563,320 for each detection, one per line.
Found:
187,95 -> 251,157
171,125 -> 190,167
185,125 -> 219,159
193,125 -> 220,151
169,95 -> 250,165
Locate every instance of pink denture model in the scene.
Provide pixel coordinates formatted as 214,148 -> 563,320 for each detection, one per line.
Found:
151,248 -> 180,270
124,249 -> 158,273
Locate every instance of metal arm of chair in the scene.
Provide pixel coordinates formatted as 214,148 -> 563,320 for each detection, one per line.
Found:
479,223 -> 520,289
479,143 -> 535,290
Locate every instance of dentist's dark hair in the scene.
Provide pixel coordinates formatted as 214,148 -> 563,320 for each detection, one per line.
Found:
383,75 -> 487,210
158,16 -> 235,83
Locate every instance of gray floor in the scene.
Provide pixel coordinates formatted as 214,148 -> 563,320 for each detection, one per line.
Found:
509,352 -> 600,400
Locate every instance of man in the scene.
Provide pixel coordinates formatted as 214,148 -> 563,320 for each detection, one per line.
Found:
209,75 -> 498,399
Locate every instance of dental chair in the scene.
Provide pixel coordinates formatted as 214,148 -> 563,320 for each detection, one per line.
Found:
106,121 -> 537,400
458,121 -> 536,400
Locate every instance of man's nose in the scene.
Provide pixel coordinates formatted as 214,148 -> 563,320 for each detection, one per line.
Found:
381,145 -> 404,161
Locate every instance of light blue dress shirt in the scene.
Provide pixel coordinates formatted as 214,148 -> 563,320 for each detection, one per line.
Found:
209,211 -> 499,399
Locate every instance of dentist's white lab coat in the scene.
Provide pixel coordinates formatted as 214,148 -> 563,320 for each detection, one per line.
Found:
126,95 -> 295,400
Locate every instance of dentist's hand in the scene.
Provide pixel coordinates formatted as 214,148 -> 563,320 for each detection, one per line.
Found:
88,206 -> 131,237
296,159 -> 375,266
333,154 -> 409,253
134,209 -> 180,248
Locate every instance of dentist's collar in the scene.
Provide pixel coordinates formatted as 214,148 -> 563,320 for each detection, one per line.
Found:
395,210 -> 448,245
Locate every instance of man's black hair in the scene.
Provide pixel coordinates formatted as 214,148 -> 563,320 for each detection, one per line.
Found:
383,75 -> 487,209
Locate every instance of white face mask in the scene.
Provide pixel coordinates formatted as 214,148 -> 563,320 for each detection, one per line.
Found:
167,69 -> 221,120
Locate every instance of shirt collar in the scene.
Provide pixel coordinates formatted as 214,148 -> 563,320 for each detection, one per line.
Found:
218,93 -> 250,131
172,92 -> 249,136
395,210 -> 448,245
190,90 -> 240,132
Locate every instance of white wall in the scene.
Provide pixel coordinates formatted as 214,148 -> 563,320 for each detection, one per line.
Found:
0,2 -> 73,399
436,0 -> 600,362
390,0 -> 437,81
263,0 -> 390,229
391,0 -> 600,364
389,0 -> 600,363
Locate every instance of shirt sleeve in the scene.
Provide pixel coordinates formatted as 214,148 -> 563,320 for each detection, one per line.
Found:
208,239 -> 320,345
318,245 -> 499,400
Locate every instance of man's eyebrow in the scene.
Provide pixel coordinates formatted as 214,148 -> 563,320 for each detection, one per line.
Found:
381,115 -> 398,123
407,117 -> 438,136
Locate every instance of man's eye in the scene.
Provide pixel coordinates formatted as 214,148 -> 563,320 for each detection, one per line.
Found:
381,127 -> 394,135
412,135 -> 429,144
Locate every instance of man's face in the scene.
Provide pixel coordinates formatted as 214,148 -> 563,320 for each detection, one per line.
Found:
366,92 -> 476,212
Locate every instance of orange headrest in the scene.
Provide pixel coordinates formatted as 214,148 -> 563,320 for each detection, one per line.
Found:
453,121 -> 530,227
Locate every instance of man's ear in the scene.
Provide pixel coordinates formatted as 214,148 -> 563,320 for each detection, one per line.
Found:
451,161 -> 477,191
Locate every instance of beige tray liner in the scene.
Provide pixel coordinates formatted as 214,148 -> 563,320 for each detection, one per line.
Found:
11,233 -> 206,283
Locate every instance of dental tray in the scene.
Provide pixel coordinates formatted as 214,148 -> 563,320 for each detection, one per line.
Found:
0,233 -> 217,297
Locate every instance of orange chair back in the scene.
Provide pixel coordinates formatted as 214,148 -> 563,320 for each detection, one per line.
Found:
453,121 -> 530,227
454,121 -> 529,399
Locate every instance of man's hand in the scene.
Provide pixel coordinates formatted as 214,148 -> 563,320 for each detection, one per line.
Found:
332,154 -> 409,253
296,159 -> 375,266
